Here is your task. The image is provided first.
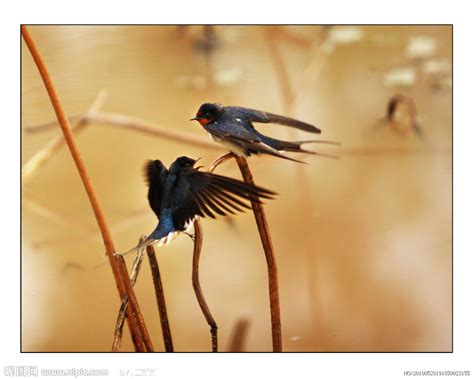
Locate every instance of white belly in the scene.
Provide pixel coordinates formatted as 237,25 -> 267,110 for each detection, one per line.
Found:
210,133 -> 247,156
157,230 -> 181,247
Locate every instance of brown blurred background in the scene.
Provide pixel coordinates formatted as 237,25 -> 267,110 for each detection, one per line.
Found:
21,25 -> 452,352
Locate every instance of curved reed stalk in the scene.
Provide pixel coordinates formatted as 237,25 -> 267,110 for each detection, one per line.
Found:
192,219 -> 218,352
22,90 -> 108,183
208,152 -> 283,351
146,245 -> 174,352
228,318 -> 250,352
25,110 -> 223,151
234,156 -> 282,352
21,25 -> 153,352
112,237 -> 146,352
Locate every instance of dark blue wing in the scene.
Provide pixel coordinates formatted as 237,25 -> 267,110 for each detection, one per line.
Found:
144,160 -> 168,218
171,168 -> 276,230
226,106 -> 321,134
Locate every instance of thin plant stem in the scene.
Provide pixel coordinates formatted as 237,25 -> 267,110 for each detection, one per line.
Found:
146,245 -> 174,352
273,27 -> 312,48
337,146 -> 451,155
115,255 -> 154,352
234,156 -> 282,352
21,25 -> 153,352
112,237 -> 146,352
208,152 -> 235,173
265,27 -> 331,111
22,90 -> 108,183
25,111 -> 223,151
227,318 -> 250,352
265,27 -> 329,349
265,29 -> 294,111
23,196 -> 95,234
191,219 -> 218,352
36,208 -> 150,251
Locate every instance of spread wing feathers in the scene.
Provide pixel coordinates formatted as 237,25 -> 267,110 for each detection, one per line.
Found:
144,160 -> 168,217
228,106 -> 321,134
172,169 -> 276,230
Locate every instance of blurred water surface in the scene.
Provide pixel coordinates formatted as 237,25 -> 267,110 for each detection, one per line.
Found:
22,25 -> 452,351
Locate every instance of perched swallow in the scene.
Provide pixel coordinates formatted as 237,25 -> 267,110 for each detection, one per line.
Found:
123,156 -> 276,254
191,103 -> 339,163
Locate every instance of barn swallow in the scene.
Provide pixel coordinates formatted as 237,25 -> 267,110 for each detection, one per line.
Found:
191,103 -> 339,163
123,156 -> 276,254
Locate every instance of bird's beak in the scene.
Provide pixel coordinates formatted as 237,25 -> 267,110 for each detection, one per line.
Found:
191,116 -> 210,125
194,157 -> 203,170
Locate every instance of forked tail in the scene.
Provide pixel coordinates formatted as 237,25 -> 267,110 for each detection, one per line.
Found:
120,222 -> 177,257
260,135 -> 341,160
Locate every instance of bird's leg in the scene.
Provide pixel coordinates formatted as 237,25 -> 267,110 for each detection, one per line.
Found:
208,152 -> 235,173
184,231 -> 195,242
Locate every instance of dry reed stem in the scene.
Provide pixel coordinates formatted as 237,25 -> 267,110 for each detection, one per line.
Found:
338,146 -> 451,155
273,27 -> 312,48
23,196 -> 95,234
22,91 -> 108,183
21,25 -> 153,352
25,111 -> 223,151
208,152 -> 235,173
192,219 -> 218,352
30,139 -> 446,249
234,156 -> 282,352
146,245 -> 174,352
265,27 -> 330,348
112,237 -> 146,352
266,27 -> 331,112
288,48 -> 329,109
265,29 -> 294,112
34,208 -> 150,250
114,254 -> 153,351
227,318 -> 250,352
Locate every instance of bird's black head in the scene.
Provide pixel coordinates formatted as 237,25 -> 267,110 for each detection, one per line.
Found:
190,103 -> 223,126
170,156 -> 197,173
